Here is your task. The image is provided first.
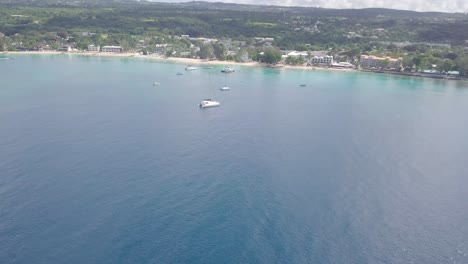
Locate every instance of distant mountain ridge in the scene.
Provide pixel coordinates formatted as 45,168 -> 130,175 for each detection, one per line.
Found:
169,1 -> 458,16
0,0 -> 460,17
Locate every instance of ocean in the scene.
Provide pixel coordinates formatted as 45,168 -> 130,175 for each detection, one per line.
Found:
1,54 -> 468,263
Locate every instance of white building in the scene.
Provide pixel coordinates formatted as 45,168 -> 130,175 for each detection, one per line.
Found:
360,55 -> 402,69
287,51 -> 308,57
101,46 -> 123,53
57,45 -> 72,52
189,37 -> 217,44
311,55 -> 334,65
331,62 -> 355,69
88,45 -> 100,52
254,37 -> 275,42
281,51 -> 308,60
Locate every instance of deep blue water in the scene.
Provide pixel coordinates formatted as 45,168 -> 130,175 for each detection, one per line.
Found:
1,55 -> 468,264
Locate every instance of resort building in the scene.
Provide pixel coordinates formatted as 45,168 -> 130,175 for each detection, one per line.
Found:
254,37 -> 275,42
154,44 -> 169,54
287,51 -> 308,58
189,37 -> 217,44
57,45 -> 72,52
101,46 -> 123,53
360,55 -> 402,70
331,62 -> 355,69
34,44 -> 51,51
254,37 -> 275,47
447,71 -> 460,76
87,45 -> 100,52
76,32 -> 96,37
179,51 -> 191,57
281,51 -> 308,60
311,55 -> 334,65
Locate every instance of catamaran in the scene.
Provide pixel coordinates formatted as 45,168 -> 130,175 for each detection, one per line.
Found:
221,66 -> 235,73
185,65 -> 198,71
220,74 -> 231,91
200,72 -> 221,108
199,99 -> 220,108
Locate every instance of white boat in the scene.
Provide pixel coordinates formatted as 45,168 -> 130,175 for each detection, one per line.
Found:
185,65 -> 198,71
220,75 -> 231,91
153,82 -> 160,86
199,99 -> 220,108
221,66 -> 235,73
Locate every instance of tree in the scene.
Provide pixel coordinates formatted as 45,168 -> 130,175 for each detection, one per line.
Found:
247,47 -> 260,61
441,60 -> 454,73
236,48 -> 249,62
285,56 -> 297,65
419,56 -> 431,71
386,43 -> 398,52
402,56 -> 414,71
347,47 -> 361,59
0,37 -> 5,51
286,55 -> 306,65
456,55 -> 468,76
212,43 -> 226,60
294,44 -> 309,51
380,58 -> 390,70
261,48 -> 282,65
57,30 -> 68,39
413,56 -> 422,70
199,43 -> 214,59
297,55 -> 305,65
444,52 -> 458,61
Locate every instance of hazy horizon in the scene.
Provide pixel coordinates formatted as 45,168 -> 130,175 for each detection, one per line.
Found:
151,0 -> 468,13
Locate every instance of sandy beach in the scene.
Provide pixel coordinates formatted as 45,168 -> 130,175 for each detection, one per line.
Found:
5,51 -> 464,81
3,51 -> 356,72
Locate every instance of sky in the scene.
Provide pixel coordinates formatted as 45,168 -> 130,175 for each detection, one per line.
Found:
156,0 -> 468,13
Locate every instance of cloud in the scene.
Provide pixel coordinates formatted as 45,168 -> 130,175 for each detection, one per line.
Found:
163,0 -> 468,12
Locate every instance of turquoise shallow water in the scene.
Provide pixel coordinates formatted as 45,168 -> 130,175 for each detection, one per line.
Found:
1,54 -> 468,263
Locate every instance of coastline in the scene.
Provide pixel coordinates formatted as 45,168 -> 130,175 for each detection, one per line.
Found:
3,51 -> 263,68
3,51 -> 352,72
4,51 -> 466,81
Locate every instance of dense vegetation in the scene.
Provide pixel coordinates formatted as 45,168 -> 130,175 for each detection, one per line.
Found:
1,0 -> 468,74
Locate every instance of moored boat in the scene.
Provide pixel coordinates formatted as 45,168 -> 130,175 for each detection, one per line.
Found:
199,99 -> 220,108
220,74 -> 231,91
221,66 -> 235,73
185,65 -> 198,71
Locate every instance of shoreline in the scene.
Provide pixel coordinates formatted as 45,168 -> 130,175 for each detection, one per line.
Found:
3,51 -> 466,81
2,51 -> 354,72
3,51 -> 265,68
